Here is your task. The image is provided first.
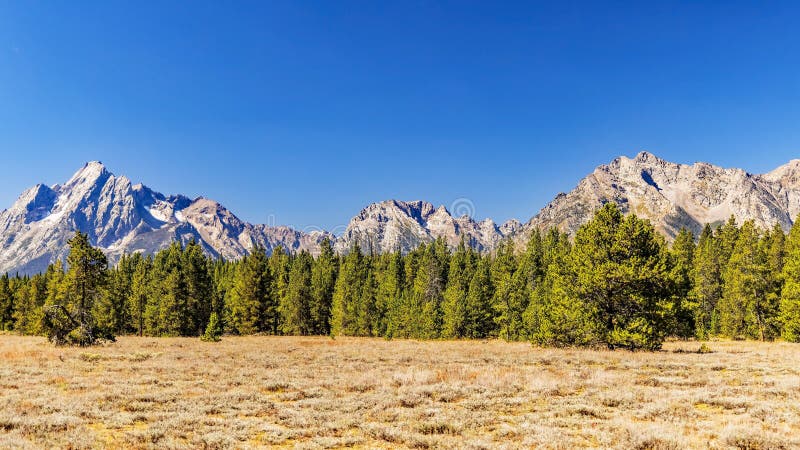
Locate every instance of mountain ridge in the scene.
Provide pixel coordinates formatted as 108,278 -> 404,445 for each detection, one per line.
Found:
3,153 -> 800,275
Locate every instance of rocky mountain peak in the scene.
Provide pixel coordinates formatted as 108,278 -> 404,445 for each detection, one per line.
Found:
523,151 -> 800,241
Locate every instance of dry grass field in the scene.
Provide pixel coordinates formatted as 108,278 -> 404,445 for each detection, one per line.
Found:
0,335 -> 798,449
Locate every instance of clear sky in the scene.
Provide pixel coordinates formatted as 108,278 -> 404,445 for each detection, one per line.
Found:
1,1 -> 799,232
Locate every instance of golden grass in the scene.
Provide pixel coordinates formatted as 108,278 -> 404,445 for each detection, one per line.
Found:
0,335 -> 798,449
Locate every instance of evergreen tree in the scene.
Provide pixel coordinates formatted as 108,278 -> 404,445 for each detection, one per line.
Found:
719,221 -> 779,340
377,249 -> 405,338
0,274 -> 13,330
669,228 -> 696,338
571,203 -> 672,350
268,246 -> 290,333
42,232 -> 110,345
228,246 -> 271,334
129,255 -> 151,336
464,258 -> 494,338
201,312 -> 223,342
492,241 -> 521,340
331,244 -> 369,336
99,254 -> 134,335
310,239 -> 337,335
409,243 -> 446,338
183,240 -> 214,335
781,216 -> 800,341
441,241 -> 476,339
281,250 -> 314,335
691,224 -> 722,339
525,229 -> 594,346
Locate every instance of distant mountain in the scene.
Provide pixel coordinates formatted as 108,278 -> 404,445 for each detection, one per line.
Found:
4,153 -> 800,275
334,200 -> 521,254
523,151 -> 800,240
0,162 -> 330,275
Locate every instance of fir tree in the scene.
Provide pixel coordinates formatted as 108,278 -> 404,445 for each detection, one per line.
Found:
228,246 -> 271,334
201,312 -> 223,342
719,221 -> 778,340
281,250 -> 314,335
464,258 -> 494,338
309,238 -> 337,335
0,274 -> 13,331
571,203 -> 672,350
669,228 -> 696,338
691,224 -> 722,339
781,216 -> 800,341
441,241 -> 476,339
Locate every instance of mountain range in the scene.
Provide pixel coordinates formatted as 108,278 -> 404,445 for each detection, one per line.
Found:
2,152 -> 800,275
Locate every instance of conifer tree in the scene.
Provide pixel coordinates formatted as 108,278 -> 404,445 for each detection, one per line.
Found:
669,228 -> 696,338
201,312 -> 223,342
492,241 -> 521,340
464,258 -> 494,338
42,232 -> 110,345
780,216 -> 800,341
331,244 -> 368,336
0,274 -> 13,330
268,246 -> 290,333
129,255 -> 152,336
281,250 -> 314,335
719,221 -> 778,340
571,203 -> 672,350
691,224 -> 722,339
441,241 -> 476,339
310,239 -> 337,335
377,249 -> 405,338
12,280 -> 37,334
525,229 -> 594,346
409,243 -> 445,338
228,245 -> 271,334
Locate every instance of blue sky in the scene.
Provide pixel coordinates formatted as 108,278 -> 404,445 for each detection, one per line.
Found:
1,1 -> 799,231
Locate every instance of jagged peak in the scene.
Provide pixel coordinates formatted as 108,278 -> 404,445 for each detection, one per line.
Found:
65,160 -> 111,188
763,159 -> 800,181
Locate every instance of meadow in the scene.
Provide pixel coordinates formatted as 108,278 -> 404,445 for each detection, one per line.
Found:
0,335 -> 798,449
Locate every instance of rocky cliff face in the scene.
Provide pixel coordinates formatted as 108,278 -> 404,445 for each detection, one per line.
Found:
0,162 -> 330,275
523,151 -> 800,240
334,200 -> 521,254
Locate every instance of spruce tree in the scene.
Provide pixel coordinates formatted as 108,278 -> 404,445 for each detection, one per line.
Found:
409,243 -> 445,339
571,203 -> 672,350
183,240 -> 214,335
719,221 -> 778,340
781,216 -> 800,341
267,246 -> 289,334
309,238 -> 337,335
464,258 -> 494,338
228,246 -> 271,334
669,228 -> 696,338
492,241 -> 521,341
525,229 -> 594,346
281,250 -> 314,335
201,312 -> 223,342
0,274 -> 13,331
441,241 -> 476,338
129,255 -> 152,336
331,244 -> 369,336
691,224 -> 722,339
377,249 -> 405,338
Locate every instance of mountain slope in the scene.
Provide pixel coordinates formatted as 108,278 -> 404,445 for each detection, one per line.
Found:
524,151 -> 800,240
0,162 -> 330,275
334,200 -> 521,254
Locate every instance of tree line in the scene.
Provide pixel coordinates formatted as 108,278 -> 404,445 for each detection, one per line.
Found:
2,203 -> 800,349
